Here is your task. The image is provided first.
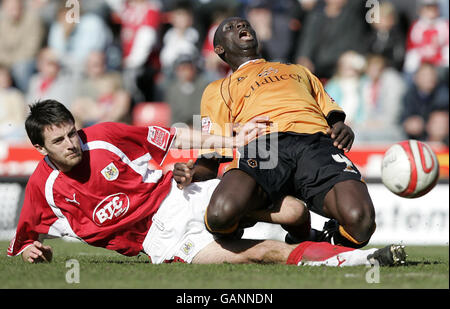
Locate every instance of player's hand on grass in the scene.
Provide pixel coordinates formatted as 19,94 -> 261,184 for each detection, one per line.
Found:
233,116 -> 272,147
22,241 -> 53,263
173,159 -> 195,189
327,121 -> 354,152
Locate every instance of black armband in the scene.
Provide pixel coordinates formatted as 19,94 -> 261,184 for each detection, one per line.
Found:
326,111 -> 346,127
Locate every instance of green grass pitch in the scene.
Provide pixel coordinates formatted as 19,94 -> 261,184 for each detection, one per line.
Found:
0,239 -> 448,289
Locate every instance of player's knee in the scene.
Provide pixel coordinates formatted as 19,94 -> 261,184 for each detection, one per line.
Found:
343,206 -> 376,241
206,195 -> 239,231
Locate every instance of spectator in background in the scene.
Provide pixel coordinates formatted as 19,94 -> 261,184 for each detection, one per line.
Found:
26,48 -> 74,109
297,0 -> 319,12
162,54 -> 209,127
438,0 -> 448,20
195,0 -> 240,43
356,54 -> 406,143
30,0 -> 111,29
47,1 -> 113,77
403,0 -> 449,79
387,0 -> 420,35
400,62 -> 449,145
0,0 -> 44,92
159,0 -> 199,77
366,1 -> 406,71
295,0 -> 371,79
324,51 -> 367,126
0,65 -> 27,142
29,0 -> 59,29
118,0 -> 162,103
244,0 -> 301,63
290,0 -> 319,57
71,51 -> 131,128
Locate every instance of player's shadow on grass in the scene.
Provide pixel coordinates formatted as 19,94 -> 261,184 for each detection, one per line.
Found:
93,260 -> 151,264
83,258 -> 151,264
404,260 -> 444,266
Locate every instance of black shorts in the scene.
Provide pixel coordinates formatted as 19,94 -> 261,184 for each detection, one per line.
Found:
226,132 -> 363,217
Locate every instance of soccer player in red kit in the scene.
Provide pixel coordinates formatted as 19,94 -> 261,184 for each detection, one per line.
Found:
8,100 -> 405,267
8,99 -> 265,258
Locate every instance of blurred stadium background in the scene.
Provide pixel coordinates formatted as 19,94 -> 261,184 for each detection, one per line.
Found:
0,0 -> 448,246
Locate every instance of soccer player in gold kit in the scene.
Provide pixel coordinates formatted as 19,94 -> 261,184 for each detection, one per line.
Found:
174,17 -> 376,249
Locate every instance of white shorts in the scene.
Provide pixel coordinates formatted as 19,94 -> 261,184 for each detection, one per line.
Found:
142,179 -> 220,264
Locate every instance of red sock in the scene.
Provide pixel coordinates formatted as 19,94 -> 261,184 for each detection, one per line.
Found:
287,241 -> 355,265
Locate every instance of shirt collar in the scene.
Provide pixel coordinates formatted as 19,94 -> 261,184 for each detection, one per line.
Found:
236,59 -> 265,71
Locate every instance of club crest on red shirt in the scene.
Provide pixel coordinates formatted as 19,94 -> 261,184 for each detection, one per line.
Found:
101,163 -> 119,181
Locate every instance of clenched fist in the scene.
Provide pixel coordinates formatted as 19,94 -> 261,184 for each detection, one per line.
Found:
173,159 -> 195,189
326,121 -> 355,153
22,241 -> 53,263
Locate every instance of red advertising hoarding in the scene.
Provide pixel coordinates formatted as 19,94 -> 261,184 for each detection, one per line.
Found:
1,142 -> 448,179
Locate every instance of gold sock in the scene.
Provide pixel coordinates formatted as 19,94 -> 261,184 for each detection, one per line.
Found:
338,225 -> 365,245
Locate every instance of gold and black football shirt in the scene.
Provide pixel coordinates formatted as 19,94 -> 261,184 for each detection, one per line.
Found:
200,59 -> 344,157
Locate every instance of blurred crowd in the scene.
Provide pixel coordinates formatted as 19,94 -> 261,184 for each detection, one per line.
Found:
0,0 -> 448,146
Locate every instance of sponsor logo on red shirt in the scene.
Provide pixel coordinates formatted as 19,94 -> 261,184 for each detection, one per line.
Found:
148,126 -> 170,151
93,193 -> 130,226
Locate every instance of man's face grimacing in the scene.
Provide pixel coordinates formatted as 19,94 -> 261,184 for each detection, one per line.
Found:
215,18 -> 258,58
35,122 -> 82,173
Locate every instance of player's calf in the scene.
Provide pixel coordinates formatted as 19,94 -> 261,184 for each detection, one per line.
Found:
287,241 -> 407,267
248,196 -> 313,244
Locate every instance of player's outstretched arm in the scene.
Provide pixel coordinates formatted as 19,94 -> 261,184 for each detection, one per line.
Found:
172,116 -> 270,150
326,121 -> 355,153
21,241 -> 53,264
173,116 -> 270,189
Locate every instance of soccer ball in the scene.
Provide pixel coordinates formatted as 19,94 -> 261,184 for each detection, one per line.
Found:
381,140 -> 439,198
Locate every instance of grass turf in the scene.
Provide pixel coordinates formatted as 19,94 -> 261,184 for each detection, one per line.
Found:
0,239 -> 448,289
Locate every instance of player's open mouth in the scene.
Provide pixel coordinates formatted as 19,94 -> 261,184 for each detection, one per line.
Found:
239,29 -> 253,41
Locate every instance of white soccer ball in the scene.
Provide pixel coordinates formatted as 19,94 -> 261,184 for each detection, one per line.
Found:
381,140 -> 439,198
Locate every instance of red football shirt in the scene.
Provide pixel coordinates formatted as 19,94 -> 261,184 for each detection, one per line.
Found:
8,122 -> 176,257
120,2 -> 160,59
406,17 -> 449,67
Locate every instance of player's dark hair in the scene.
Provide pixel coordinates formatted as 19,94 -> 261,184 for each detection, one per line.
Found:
171,0 -> 194,12
25,100 -> 75,146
